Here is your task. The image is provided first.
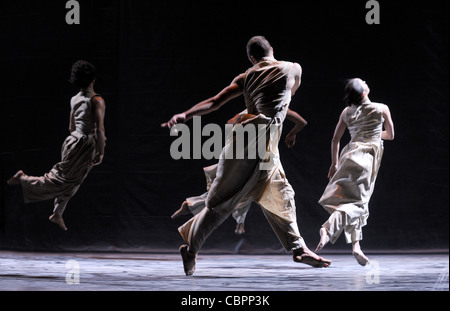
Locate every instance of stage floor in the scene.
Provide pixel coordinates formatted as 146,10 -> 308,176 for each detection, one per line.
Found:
0,250 -> 448,291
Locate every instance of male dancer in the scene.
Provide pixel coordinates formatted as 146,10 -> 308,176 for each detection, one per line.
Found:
7,60 -> 106,231
162,36 -> 331,275
171,108 -> 308,236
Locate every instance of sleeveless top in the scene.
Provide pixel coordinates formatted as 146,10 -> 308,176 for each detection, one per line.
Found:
236,57 -> 294,121
343,101 -> 385,143
70,92 -> 98,135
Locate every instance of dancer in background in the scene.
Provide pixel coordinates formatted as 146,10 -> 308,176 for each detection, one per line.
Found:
171,108 -> 308,236
315,78 -> 394,266
7,60 -> 106,231
162,36 -> 331,275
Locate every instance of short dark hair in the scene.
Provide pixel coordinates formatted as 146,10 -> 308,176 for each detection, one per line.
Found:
246,36 -> 272,61
343,78 -> 365,106
69,60 -> 96,89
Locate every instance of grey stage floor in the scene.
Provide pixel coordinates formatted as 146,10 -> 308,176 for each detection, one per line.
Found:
0,250 -> 448,292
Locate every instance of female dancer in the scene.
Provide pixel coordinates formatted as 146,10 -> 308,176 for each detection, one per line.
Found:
7,60 -> 106,231
315,78 -> 394,265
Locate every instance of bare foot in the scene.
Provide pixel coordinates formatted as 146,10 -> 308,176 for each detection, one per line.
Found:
315,227 -> 330,253
353,250 -> 370,266
7,170 -> 26,185
49,214 -> 68,231
234,223 -> 245,235
179,244 -> 196,276
171,201 -> 191,219
293,247 -> 331,268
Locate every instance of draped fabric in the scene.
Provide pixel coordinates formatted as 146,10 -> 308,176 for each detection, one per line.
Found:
319,102 -> 385,243
19,93 -> 99,216
184,164 -> 252,225
0,1 -> 447,252
178,59 -> 307,253
20,131 -> 97,215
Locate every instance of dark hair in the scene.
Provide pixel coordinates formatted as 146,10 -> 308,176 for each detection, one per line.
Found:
343,78 -> 365,106
246,36 -> 272,61
69,60 -> 96,89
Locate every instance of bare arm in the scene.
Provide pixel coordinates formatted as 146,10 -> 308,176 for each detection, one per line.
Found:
284,108 -> 307,148
290,63 -> 302,96
328,109 -> 348,179
227,109 -> 248,125
161,75 -> 243,128
92,96 -> 106,166
381,104 -> 395,140
69,110 -> 76,132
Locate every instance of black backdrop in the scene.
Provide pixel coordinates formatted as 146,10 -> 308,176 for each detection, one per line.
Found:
0,0 -> 448,253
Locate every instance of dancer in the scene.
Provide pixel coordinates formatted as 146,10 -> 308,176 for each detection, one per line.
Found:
162,36 -> 331,275
7,60 -> 106,231
315,78 -> 394,266
171,108 -> 308,236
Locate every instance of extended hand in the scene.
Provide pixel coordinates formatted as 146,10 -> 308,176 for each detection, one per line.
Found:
161,113 -> 186,129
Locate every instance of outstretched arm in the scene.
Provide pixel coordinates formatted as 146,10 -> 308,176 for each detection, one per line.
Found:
161,75 -> 243,129
328,109 -> 347,179
284,108 -> 307,148
92,96 -> 106,166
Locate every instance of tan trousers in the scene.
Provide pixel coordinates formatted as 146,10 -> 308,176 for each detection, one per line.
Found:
322,211 -> 366,244
178,167 -> 306,254
178,114 -> 306,254
20,131 -> 97,215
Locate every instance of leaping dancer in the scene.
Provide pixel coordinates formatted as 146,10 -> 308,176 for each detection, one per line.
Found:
171,108 -> 308,237
7,60 -> 106,231
162,36 -> 331,275
315,78 -> 394,266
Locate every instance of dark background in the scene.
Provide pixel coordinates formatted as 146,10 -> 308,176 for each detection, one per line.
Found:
0,0 -> 448,253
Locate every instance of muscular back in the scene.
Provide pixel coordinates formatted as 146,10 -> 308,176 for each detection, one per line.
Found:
236,58 -> 302,117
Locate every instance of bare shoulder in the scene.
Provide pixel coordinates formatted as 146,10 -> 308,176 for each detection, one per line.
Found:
293,63 -> 302,81
371,102 -> 389,113
232,73 -> 245,82
231,73 -> 246,89
91,95 -> 106,108
381,103 -> 390,110
292,62 -> 302,72
341,106 -> 350,115
380,103 -> 392,116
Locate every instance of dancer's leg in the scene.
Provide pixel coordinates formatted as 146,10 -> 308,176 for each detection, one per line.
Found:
352,240 -> 370,266
171,201 -> 191,219
261,208 -> 331,268
178,204 -> 234,276
257,167 -> 331,268
316,211 -> 346,251
179,244 -> 197,276
234,223 -> 245,235
48,194 -> 75,231
232,197 -> 251,235
315,227 -> 330,253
